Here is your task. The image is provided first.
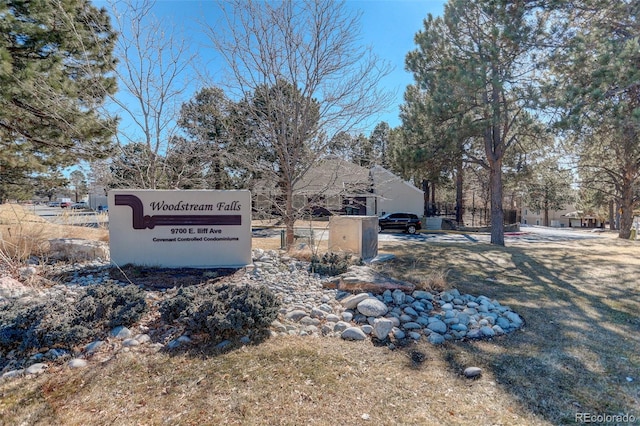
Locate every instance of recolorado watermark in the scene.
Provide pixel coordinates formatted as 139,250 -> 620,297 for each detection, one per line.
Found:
575,412 -> 637,424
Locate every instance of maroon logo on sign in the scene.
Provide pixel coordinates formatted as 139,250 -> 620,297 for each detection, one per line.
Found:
114,194 -> 242,230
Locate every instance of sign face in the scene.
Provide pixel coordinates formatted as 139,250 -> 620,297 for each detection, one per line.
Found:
108,190 -> 251,268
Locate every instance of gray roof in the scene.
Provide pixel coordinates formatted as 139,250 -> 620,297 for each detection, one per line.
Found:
293,156 -> 372,196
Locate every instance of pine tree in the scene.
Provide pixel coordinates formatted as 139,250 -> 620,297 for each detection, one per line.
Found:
0,0 -> 117,202
369,122 -> 391,167
524,156 -> 575,227
405,0 -> 546,245
550,0 -> 640,238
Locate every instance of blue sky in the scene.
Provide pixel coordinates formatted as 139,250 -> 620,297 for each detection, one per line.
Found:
106,0 -> 446,133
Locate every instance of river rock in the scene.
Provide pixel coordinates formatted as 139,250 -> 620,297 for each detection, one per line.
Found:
341,293 -> 370,309
393,328 -> 406,339
356,298 -> 388,317
412,290 -> 432,300
428,333 -> 445,344
464,367 -> 482,378
68,359 -> 88,369
402,322 -> 422,330
373,318 -> 394,340
25,363 -> 47,375
427,320 -> 447,334
408,331 -> 421,340
392,289 -> 406,305
333,321 -> 350,332
505,311 -> 524,327
285,310 -> 308,321
341,327 -> 367,341
110,326 -> 132,339
403,306 -> 418,317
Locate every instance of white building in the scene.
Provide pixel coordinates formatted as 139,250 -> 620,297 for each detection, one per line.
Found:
370,165 -> 423,217
253,157 -> 424,217
521,203 -> 605,228
520,204 -> 574,227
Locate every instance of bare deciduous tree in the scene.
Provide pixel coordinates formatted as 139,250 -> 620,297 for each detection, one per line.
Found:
207,0 -> 393,248
108,0 -> 196,189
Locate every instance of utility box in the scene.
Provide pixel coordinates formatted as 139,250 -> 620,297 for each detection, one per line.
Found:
425,217 -> 442,230
328,215 -> 378,260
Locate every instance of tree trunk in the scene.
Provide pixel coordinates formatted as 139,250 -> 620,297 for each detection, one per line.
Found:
489,160 -> 504,246
609,199 -> 616,230
618,178 -> 634,239
544,208 -> 549,227
431,183 -> 436,215
284,183 -> 295,249
214,160 -> 222,190
455,163 -> 464,225
619,201 -> 633,239
544,199 -> 550,227
422,179 -> 429,216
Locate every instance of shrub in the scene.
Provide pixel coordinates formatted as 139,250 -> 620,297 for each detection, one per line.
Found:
0,283 -> 148,359
411,269 -> 450,293
159,285 -> 220,324
159,283 -> 280,340
78,283 -> 149,328
309,252 -> 361,276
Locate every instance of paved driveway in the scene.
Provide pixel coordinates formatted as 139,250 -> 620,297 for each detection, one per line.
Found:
378,225 -> 609,244
32,205 -> 108,228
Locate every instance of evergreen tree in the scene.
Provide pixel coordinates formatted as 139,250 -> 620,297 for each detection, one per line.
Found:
550,0 -> 640,238
0,0 -> 117,201
109,142 -> 159,189
69,170 -> 88,202
239,79 -> 321,233
524,156 -> 575,227
33,171 -> 68,202
172,87 -> 240,190
369,121 -> 391,167
351,134 -> 374,167
405,0 -> 546,245
327,131 -> 355,159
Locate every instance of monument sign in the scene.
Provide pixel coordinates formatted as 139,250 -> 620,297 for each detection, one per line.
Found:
108,190 -> 252,267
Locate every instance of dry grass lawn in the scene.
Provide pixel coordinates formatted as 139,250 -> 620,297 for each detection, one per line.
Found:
0,205 -> 638,425
0,204 -> 107,261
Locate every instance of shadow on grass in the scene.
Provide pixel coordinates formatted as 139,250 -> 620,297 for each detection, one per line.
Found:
382,240 -> 640,425
162,328 -> 273,361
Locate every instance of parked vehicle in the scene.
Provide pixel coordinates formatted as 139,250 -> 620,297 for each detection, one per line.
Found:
378,212 -> 422,234
47,201 -> 61,207
60,201 -> 73,208
71,202 -> 89,209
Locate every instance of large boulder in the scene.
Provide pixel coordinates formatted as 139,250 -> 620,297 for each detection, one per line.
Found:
0,276 -> 35,299
323,265 -> 415,294
48,238 -> 109,262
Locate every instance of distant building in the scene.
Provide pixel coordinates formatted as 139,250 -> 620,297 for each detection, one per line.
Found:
252,156 -> 424,218
370,165 -> 423,217
520,203 -> 605,228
